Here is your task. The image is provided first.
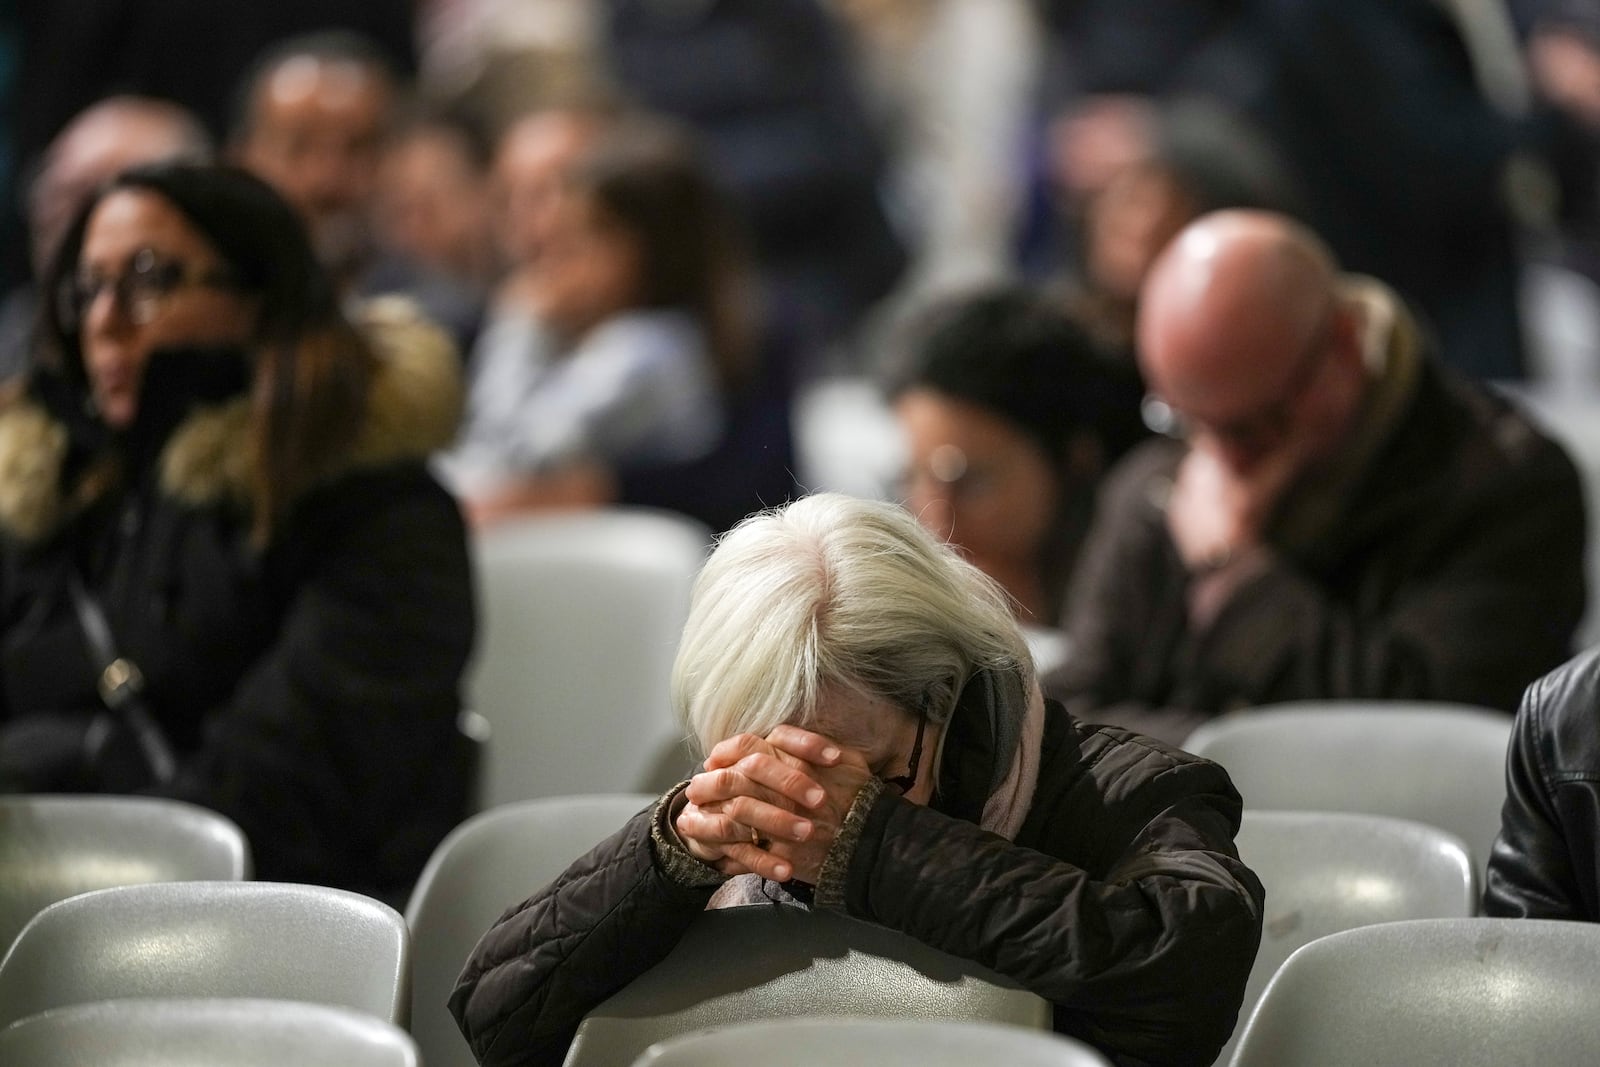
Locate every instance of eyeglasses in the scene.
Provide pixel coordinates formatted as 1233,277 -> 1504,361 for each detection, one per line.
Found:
880,712 -> 928,797
1142,303 -> 1336,453
58,247 -> 238,329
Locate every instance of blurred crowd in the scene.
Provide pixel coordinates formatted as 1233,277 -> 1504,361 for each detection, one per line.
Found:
4,0 -> 1600,934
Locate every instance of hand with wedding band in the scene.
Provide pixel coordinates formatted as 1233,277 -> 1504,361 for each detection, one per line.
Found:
674,727 -> 843,882
676,725 -> 874,885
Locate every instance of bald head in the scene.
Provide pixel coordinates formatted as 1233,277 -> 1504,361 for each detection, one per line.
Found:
1138,210 -> 1339,405
1136,210 -> 1371,472
30,96 -> 212,273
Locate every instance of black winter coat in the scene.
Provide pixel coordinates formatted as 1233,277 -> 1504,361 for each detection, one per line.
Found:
449,704 -> 1265,1067
0,304 -> 476,901
1485,648 -> 1600,920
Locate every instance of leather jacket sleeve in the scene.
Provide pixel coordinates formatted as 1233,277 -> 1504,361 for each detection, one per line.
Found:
1484,652 -> 1600,920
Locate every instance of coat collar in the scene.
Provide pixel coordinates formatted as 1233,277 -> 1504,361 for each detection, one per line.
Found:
0,297 -> 462,544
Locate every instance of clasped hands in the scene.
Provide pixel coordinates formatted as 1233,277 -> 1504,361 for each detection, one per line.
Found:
675,724 -> 875,886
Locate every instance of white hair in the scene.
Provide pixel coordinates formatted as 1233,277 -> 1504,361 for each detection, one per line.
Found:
672,492 -> 1034,755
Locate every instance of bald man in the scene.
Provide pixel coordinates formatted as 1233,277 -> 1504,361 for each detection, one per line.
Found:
1044,210 -> 1586,744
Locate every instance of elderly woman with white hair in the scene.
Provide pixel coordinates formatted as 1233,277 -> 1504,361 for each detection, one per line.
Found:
450,493 -> 1264,1067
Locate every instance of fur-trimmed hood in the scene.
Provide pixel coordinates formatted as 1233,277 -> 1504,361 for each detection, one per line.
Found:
0,297 -> 463,544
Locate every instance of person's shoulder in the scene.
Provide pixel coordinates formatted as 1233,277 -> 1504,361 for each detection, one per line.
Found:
350,298 -> 465,466
0,384 -> 70,545
1045,704 -> 1236,804
1420,362 -> 1575,480
1519,648 -> 1600,767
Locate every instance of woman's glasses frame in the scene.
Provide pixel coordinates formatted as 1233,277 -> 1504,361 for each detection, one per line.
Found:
58,247 -> 238,331
881,711 -> 928,796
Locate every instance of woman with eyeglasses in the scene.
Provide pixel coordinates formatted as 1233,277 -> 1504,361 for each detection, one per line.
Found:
888,286 -> 1147,627
450,492 -> 1265,1067
0,162 -> 476,904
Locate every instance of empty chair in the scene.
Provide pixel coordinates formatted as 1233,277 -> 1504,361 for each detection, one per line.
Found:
792,375 -> 906,499
1231,918 -> 1600,1066
0,881 -> 410,1029
468,507 -> 710,807
0,998 -> 419,1067
1211,811 -> 1478,1067
0,795 -> 250,959
405,794 -> 657,1067
632,1018 -> 1110,1067
562,903 -> 1051,1067
1184,702 -> 1512,874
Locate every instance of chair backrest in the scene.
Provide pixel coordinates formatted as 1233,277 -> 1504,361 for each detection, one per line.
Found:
632,1018 -> 1110,1067
1231,918 -> 1600,1066
792,375 -> 906,499
0,794 -> 251,958
562,903 -> 1052,1067
467,507 -> 710,807
0,881 -> 410,1029
1184,702 -> 1512,875
404,793 -> 657,1067
1210,811 -> 1478,1066
0,998 -> 420,1067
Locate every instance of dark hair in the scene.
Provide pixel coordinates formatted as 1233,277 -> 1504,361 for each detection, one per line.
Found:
39,162 -> 377,540
567,120 -> 753,387
886,285 -> 1149,620
229,30 -> 399,144
888,286 -> 1147,468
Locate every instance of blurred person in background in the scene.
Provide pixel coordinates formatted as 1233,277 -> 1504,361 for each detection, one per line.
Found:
1061,98 -> 1300,364
886,285 -> 1145,626
0,96 -> 213,384
373,104 -> 500,299
7,0 -> 417,295
1047,210 -> 1585,744
482,103 -> 617,327
0,163 -> 476,905
1033,0 -> 1598,380
230,31 -> 483,352
600,0 -> 908,376
438,120 -> 751,524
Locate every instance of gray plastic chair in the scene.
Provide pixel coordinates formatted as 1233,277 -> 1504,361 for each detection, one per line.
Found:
1231,918 -> 1600,1066
632,1018 -> 1110,1067
0,881 -> 410,1029
0,998 -> 420,1067
467,508 -> 709,806
0,794 -> 251,957
1184,702 -> 1512,875
562,903 -> 1052,1067
404,793 -> 657,1067
1210,811 -> 1478,1067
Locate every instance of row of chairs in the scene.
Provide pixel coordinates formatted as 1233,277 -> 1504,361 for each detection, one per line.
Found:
0,1001 -> 1104,1067
0,788 -> 1520,1067
7,903 -> 1597,1067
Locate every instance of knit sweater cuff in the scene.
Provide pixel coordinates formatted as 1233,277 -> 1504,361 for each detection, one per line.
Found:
814,776 -> 886,911
650,781 -> 729,889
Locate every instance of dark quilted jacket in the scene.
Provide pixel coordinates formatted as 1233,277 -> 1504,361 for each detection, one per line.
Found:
449,704 -> 1265,1067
